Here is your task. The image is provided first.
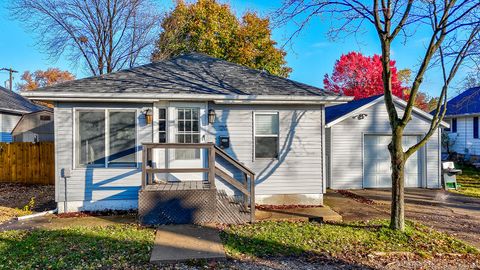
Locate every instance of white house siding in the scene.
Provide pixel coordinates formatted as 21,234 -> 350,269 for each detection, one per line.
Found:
327,100 -> 441,189
0,113 -> 21,142
446,116 -> 480,156
210,104 -> 325,204
54,102 -> 153,212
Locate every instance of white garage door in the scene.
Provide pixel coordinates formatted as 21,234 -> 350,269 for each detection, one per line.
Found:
364,135 -> 423,188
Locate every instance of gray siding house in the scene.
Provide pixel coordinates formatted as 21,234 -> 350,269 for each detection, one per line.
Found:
0,86 -> 52,142
325,95 -> 447,190
23,53 -> 351,213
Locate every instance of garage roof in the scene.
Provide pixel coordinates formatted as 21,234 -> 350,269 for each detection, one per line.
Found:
325,95 -> 449,128
0,86 -> 49,114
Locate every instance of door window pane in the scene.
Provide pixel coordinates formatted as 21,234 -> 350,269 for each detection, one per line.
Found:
175,108 -> 200,160
108,111 -> 136,167
76,111 -> 105,167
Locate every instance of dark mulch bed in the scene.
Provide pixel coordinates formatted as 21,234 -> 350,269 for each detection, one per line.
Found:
337,190 -> 376,205
256,204 -> 323,210
56,209 -> 137,218
0,183 -> 55,212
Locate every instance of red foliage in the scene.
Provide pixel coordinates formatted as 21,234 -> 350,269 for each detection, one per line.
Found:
324,52 -> 406,100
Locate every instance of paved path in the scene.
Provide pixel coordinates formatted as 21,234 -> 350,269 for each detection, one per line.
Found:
150,224 -> 226,264
325,188 -> 480,248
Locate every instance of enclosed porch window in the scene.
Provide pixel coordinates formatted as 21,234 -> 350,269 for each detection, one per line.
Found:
75,109 -> 137,168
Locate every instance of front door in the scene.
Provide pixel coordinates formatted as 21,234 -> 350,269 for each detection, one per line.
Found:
167,102 -> 207,181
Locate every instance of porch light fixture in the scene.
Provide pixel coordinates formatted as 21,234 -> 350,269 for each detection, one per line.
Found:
208,109 -> 216,124
352,113 -> 368,120
143,108 -> 153,125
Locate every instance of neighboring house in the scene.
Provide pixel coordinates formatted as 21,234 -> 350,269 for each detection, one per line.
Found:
325,95 -> 448,189
11,110 -> 54,142
0,86 -> 53,142
22,53 -> 352,213
442,86 -> 480,156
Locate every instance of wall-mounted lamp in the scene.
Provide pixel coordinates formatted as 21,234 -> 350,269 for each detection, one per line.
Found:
142,108 -> 153,125
208,109 -> 216,125
352,113 -> 368,120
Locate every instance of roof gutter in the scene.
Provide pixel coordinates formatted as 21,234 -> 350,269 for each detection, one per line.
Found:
21,92 -> 353,104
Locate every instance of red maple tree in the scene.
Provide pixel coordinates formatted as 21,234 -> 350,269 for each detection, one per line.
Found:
324,52 -> 405,99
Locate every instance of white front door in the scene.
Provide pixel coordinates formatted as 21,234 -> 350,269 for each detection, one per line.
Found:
167,102 -> 207,181
363,135 -> 423,188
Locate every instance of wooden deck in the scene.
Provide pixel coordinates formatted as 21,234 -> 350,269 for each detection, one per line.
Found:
144,181 -> 212,191
139,143 -> 255,225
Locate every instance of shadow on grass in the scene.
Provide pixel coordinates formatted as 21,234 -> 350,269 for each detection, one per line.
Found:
0,225 -> 153,269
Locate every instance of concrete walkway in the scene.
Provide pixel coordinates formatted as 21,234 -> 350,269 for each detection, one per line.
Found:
150,224 -> 226,264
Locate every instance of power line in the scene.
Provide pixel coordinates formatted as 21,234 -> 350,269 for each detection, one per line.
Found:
0,67 -> 18,91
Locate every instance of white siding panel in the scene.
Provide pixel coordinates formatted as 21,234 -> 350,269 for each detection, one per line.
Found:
329,100 -> 441,189
55,102 -> 153,204
211,104 -> 324,196
0,113 -> 21,142
447,116 -> 480,156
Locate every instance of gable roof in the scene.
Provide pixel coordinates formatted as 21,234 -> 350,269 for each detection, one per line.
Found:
22,53 -> 351,104
0,86 -> 49,114
443,86 -> 480,116
325,95 -> 449,128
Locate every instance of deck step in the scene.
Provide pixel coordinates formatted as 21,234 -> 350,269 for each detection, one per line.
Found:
216,190 -> 250,224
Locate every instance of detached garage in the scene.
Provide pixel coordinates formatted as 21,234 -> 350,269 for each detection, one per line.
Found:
325,95 -> 448,189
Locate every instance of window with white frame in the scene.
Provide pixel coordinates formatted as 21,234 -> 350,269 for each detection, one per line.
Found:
175,108 -> 200,160
159,108 -> 167,143
75,109 -> 136,168
254,112 -> 279,159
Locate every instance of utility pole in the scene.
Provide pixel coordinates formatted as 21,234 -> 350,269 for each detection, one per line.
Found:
0,68 -> 18,90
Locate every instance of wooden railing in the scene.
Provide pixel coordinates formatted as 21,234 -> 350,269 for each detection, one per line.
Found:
141,143 -> 255,222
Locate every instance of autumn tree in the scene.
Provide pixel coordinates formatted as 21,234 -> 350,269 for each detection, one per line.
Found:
277,1 -> 480,231
151,0 -> 291,77
10,0 -> 159,76
324,52 -> 405,99
17,68 -> 75,91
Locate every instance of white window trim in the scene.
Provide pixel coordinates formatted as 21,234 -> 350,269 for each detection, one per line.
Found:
73,108 -> 138,169
253,111 -> 280,161
158,107 -> 168,143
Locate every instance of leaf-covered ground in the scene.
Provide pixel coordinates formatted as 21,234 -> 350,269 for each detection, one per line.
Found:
454,165 -> 480,198
221,220 -> 478,258
0,225 -> 155,270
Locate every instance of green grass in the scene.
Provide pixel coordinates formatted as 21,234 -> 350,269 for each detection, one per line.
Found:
221,220 -> 478,258
453,165 -> 480,198
0,224 -> 155,270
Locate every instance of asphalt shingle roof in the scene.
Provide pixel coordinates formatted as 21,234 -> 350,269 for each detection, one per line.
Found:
31,53 -> 336,97
0,86 -> 47,114
444,86 -> 480,116
325,95 -> 382,124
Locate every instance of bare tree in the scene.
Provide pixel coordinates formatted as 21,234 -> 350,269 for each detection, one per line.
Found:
10,0 -> 160,76
276,0 -> 480,231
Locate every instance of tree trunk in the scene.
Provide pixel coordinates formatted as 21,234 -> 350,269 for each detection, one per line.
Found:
389,130 -> 405,231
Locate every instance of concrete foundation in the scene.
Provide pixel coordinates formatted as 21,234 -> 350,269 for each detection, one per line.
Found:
255,193 -> 323,205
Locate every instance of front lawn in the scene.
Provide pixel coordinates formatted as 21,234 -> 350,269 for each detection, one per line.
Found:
0,224 -> 155,269
454,165 -> 480,198
221,220 -> 477,258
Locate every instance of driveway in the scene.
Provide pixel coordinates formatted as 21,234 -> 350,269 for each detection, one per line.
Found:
325,188 -> 480,249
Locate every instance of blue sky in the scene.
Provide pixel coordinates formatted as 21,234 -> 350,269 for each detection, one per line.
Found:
0,0 -> 470,97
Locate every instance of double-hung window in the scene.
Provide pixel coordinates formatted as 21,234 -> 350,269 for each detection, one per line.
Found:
254,112 -> 279,159
75,109 -> 137,168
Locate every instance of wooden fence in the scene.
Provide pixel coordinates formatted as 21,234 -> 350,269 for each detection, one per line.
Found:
0,142 -> 55,185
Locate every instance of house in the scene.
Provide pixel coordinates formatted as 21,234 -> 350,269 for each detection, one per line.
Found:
11,110 -> 54,142
0,86 -> 53,142
442,86 -> 480,157
22,53 -> 352,219
325,95 -> 447,189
